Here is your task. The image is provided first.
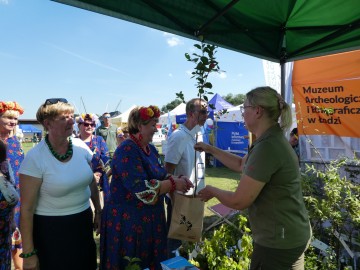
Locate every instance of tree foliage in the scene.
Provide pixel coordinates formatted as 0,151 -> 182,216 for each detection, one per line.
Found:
176,43 -> 221,107
223,93 -> 246,106
161,99 -> 182,113
302,158 -> 360,269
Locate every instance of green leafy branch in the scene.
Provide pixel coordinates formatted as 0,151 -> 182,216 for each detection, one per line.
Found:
176,42 -> 222,108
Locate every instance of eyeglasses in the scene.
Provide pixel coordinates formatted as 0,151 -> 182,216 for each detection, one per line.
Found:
193,109 -> 209,115
45,98 -> 68,106
240,105 -> 254,114
103,116 -> 111,119
82,123 -> 96,127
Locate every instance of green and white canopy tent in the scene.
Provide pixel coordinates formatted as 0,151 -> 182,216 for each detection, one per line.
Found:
52,0 -> 360,96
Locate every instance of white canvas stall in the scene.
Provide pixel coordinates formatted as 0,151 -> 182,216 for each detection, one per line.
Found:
217,105 -> 243,123
158,103 -> 186,125
217,104 -> 296,127
111,105 -> 137,126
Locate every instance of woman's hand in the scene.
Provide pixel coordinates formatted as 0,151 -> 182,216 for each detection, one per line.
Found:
198,185 -> 215,202
93,210 -> 101,235
23,255 -> 39,270
194,142 -> 212,153
174,175 -> 193,193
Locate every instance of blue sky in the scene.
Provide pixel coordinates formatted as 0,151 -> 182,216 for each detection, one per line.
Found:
1,0 -> 265,119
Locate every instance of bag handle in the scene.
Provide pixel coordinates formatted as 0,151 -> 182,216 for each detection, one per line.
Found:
193,134 -> 199,198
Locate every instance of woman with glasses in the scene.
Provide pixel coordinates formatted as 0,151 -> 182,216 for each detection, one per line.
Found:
19,99 -> 101,270
196,87 -> 311,270
0,100 -> 24,270
77,113 -> 111,204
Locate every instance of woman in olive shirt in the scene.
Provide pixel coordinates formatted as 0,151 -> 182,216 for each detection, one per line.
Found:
195,87 -> 311,270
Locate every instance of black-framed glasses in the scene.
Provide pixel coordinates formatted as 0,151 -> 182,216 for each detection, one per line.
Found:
45,98 -> 68,106
82,123 -> 96,127
240,105 -> 254,114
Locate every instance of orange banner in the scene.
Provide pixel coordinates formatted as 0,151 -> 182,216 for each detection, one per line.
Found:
292,50 -> 360,138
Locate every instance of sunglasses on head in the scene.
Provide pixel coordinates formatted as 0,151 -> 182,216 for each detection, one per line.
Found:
45,98 -> 68,106
82,123 -> 96,127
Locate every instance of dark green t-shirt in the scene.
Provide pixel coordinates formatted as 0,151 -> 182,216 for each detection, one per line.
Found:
244,124 -> 311,249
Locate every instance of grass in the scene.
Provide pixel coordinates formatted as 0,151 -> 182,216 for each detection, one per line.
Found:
94,166 -> 240,266
22,142 -> 35,154
202,166 -> 239,215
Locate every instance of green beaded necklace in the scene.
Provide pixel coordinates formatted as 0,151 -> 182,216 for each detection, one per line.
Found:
45,134 -> 73,161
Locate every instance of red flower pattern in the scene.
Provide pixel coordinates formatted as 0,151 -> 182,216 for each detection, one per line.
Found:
122,212 -> 130,220
100,139 -> 168,269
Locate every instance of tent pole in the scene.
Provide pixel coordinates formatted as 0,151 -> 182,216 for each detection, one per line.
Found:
280,61 -> 285,98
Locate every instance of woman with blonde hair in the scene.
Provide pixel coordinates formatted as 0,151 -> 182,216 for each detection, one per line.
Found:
19,98 -> 101,270
196,87 -> 311,270
100,105 -> 193,270
0,101 -> 24,270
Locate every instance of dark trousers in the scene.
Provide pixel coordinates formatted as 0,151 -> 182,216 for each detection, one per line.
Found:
165,196 -> 182,258
33,208 -> 97,270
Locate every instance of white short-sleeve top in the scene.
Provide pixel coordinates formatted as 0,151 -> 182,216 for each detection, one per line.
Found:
19,138 -> 94,216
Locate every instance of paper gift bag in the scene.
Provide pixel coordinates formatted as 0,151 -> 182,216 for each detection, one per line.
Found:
168,192 -> 205,242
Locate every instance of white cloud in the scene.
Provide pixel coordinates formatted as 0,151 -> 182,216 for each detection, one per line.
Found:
163,32 -> 183,47
167,36 -> 182,47
168,73 -> 173,77
238,73 -> 244,77
0,0 -> 9,5
218,72 -> 227,79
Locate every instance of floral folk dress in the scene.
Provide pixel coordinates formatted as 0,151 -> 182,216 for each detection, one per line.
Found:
100,139 -> 168,270
84,135 -> 111,203
5,136 -> 24,249
0,178 -> 15,270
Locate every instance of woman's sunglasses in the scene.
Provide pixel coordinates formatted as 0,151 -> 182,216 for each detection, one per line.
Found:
82,123 -> 96,127
44,98 -> 68,106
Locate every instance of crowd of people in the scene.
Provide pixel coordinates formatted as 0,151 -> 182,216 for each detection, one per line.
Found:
0,87 -> 310,270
